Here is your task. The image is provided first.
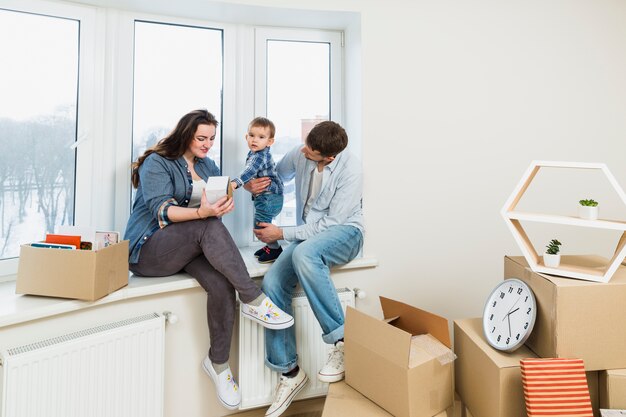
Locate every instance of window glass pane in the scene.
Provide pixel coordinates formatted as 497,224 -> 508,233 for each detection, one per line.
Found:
0,9 -> 78,260
132,21 -> 223,168
266,40 -> 330,227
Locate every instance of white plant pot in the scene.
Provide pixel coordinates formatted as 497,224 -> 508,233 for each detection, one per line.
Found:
544,253 -> 561,268
579,205 -> 598,220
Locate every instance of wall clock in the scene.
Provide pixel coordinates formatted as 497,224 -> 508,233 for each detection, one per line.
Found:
482,278 -> 536,352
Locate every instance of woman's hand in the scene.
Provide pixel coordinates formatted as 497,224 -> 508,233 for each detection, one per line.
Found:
197,191 -> 234,218
243,177 -> 271,196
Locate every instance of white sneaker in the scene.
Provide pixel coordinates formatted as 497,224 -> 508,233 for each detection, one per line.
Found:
241,296 -> 294,330
265,368 -> 309,417
318,341 -> 345,383
201,356 -> 241,410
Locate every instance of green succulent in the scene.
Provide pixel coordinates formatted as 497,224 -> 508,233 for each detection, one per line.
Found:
545,239 -> 562,255
579,199 -> 599,207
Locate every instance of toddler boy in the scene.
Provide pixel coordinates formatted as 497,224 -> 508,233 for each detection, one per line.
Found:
231,117 -> 284,263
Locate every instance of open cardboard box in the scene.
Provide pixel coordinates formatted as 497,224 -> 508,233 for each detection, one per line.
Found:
345,297 -> 454,417
16,240 -> 129,301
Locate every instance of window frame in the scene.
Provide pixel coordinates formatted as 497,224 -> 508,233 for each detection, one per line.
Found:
0,0 -> 98,278
237,26 -> 344,247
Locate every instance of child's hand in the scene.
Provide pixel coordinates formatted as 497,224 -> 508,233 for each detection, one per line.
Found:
230,181 -> 238,191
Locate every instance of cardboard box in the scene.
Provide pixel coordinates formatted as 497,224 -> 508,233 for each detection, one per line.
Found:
505,255 -> 626,370
345,297 -> 454,417
454,318 -> 536,417
455,318 -> 600,417
205,176 -> 232,204
600,369 -> 626,409
322,382 -> 461,417
17,241 -> 129,301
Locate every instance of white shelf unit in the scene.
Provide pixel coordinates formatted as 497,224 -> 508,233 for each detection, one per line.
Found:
501,161 -> 626,283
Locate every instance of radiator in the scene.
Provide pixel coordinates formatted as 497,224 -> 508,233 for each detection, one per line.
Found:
0,313 -> 165,417
238,287 -> 355,410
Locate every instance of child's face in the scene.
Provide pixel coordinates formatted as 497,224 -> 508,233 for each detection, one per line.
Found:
246,125 -> 274,152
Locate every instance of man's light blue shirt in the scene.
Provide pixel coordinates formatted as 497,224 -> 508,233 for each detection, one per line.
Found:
277,145 -> 364,242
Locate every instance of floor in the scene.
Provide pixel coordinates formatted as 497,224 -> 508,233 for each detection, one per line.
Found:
232,398 -> 325,417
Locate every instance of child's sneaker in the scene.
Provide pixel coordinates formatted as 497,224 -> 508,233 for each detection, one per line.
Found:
254,246 -> 269,258
258,246 -> 282,263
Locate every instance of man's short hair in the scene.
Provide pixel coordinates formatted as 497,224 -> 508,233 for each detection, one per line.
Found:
306,121 -> 348,157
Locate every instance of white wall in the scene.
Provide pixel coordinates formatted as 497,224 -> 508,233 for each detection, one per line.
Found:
245,0 -> 626,322
4,0 -> 626,416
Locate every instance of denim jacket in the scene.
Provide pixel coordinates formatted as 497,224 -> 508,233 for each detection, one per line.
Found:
124,153 -> 220,264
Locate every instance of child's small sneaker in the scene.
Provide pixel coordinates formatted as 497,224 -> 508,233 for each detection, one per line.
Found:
258,246 -> 282,263
241,296 -> 294,330
254,246 -> 269,258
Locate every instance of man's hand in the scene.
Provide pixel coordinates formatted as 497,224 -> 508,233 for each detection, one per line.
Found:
254,222 -> 283,243
243,177 -> 271,196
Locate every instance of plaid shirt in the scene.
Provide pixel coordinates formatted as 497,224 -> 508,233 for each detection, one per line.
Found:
233,147 -> 283,194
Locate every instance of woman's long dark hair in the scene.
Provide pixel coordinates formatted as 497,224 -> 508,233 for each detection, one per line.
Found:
131,109 -> 218,188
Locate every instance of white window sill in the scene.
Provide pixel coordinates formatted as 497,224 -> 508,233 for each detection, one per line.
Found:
0,246 -> 377,329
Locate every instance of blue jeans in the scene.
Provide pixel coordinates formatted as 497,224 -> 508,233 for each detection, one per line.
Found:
253,192 -> 283,226
262,225 -> 363,373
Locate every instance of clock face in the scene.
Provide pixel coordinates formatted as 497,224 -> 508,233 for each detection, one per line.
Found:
482,278 -> 536,352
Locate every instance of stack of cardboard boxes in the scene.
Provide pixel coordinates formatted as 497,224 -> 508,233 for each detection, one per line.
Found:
455,254 -> 626,416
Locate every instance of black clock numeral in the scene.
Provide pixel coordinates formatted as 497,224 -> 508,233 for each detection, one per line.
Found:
489,314 -> 494,321
508,287 -> 513,293
492,301 -> 497,307
527,307 -> 532,314
499,292 -> 505,299
524,322 -> 529,329
506,337 -> 510,344
491,326 -> 495,333
497,335 -> 501,342
517,288 -> 523,295
516,333 -> 520,340
524,296 -> 528,302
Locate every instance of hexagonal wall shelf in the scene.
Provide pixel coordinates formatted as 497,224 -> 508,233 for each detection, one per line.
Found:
502,161 -> 626,283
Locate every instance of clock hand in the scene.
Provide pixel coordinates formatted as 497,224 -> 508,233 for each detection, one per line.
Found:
509,307 -> 520,315
507,314 -> 511,337
507,296 -> 521,315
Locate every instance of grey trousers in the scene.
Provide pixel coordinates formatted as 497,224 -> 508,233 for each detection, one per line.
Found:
129,217 -> 262,364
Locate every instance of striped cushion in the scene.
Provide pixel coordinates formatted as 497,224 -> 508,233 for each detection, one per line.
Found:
520,358 -> 593,417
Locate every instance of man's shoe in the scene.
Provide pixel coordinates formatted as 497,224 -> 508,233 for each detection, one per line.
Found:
254,246 -> 269,258
241,296 -> 294,330
257,246 -> 283,264
317,341 -> 345,383
201,356 -> 241,410
265,369 -> 308,417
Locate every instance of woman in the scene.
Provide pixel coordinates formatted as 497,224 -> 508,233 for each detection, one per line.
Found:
124,109 -> 293,410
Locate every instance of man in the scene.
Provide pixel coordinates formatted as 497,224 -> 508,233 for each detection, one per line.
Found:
246,121 -> 364,417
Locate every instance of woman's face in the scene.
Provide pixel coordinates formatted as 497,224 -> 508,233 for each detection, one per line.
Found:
187,124 -> 216,159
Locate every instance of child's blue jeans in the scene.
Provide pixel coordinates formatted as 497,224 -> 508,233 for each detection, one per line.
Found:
253,192 -> 283,228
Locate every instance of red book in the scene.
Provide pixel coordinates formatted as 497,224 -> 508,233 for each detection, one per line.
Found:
521,358 -> 593,417
45,234 -> 81,249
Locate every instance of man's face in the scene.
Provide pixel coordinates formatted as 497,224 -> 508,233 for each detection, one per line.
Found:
301,144 -> 334,165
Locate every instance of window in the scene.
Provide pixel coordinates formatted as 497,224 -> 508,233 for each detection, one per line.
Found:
0,2 -> 96,277
254,28 -> 343,229
0,1 -> 349,277
132,21 -> 224,168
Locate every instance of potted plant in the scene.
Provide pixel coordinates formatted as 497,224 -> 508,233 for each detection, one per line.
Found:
544,239 -> 562,268
579,199 -> 599,220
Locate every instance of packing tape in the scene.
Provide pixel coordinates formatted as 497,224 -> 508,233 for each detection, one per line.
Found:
411,334 -> 457,366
